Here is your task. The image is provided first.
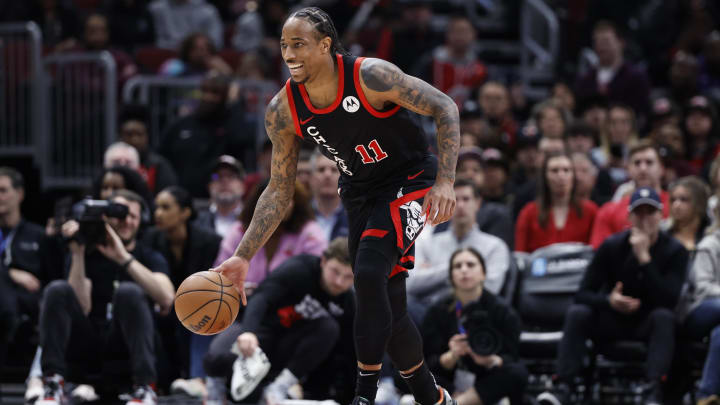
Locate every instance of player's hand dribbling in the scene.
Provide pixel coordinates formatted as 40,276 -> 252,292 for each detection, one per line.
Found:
211,256 -> 249,306
422,180 -> 456,226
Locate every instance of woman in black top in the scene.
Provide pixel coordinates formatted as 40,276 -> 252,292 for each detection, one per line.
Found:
421,247 -> 527,405
143,186 -> 222,394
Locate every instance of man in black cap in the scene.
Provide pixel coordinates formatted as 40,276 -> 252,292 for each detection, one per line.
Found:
538,187 -> 689,405
195,155 -> 246,238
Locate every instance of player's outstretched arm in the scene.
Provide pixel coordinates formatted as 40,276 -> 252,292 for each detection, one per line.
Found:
234,91 -> 301,259
213,90 -> 300,303
359,58 -> 459,224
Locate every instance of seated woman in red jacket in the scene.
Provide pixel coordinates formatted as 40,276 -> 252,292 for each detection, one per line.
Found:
515,151 -> 598,252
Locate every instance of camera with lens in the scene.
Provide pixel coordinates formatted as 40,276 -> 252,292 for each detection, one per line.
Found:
70,198 -> 128,246
460,308 -> 503,356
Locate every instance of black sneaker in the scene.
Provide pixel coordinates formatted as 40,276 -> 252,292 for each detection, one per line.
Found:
119,385 -> 157,405
351,396 -> 373,405
435,387 -> 456,405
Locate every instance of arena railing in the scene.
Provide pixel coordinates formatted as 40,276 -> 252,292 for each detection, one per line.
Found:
122,75 -> 276,154
520,0 -> 559,100
41,51 -> 117,189
0,22 -> 43,157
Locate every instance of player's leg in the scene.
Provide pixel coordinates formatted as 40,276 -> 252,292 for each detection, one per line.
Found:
352,242 -> 395,403
385,275 -> 443,405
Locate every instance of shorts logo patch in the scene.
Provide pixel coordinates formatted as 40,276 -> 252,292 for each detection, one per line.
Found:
397,187 -> 425,240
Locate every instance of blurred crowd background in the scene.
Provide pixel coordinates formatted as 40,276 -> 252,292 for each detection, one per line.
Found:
2,0 -> 720,404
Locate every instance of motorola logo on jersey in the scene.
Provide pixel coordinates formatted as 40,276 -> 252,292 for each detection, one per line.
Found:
343,96 -> 360,113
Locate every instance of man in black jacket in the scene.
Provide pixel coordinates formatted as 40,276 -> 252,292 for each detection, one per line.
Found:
0,167 -> 45,379
539,187 -> 689,405
203,237 -> 355,405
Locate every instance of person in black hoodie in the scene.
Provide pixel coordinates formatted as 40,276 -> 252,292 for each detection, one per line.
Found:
143,186 -> 222,393
421,247 -> 527,405
538,187 -> 689,405
203,237 -> 356,405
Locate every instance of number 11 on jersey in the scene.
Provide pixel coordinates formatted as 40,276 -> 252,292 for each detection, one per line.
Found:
355,139 -> 389,164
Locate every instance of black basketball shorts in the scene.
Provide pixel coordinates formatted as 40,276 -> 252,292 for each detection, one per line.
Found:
341,158 -> 437,279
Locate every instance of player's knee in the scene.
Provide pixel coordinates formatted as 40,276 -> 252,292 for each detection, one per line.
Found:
353,266 -> 385,294
353,248 -> 391,294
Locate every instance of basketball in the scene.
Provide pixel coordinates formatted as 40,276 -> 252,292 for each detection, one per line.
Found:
175,271 -> 241,335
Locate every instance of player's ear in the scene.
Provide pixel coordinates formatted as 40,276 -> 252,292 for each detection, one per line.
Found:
321,36 -> 331,54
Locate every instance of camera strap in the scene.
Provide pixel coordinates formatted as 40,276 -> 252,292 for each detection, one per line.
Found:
455,301 -> 466,334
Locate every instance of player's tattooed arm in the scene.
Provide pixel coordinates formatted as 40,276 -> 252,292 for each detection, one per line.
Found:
360,58 -> 459,182
233,91 -> 301,260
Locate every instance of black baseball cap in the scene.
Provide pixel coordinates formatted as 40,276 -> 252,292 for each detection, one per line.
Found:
213,155 -> 244,177
628,187 -> 663,212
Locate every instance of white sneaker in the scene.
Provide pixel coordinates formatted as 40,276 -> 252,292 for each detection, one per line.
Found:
70,384 -> 99,402
230,346 -> 271,401
376,378 -> 400,405
171,378 -> 207,398
25,376 -> 44,404
35,375 -> 66,405
119,385 -> 157,405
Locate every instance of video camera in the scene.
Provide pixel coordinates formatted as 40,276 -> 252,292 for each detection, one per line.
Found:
71,198 -> 128,245
460,308 -> 503,356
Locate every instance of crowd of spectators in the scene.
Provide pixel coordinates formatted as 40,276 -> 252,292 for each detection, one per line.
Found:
2,0 -> 720,404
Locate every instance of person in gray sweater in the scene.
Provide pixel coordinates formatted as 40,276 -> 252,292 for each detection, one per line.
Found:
677,228 -> 720,404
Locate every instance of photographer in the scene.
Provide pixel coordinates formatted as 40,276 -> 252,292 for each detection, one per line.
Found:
37,190 -> 174,405
421,247 -> 527,405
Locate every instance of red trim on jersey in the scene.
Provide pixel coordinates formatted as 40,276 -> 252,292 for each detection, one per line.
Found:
389,187 -> 432,250
361,229 -> 389,239
298,54 -> 344,114
354,57 -> 402,118
389,265 -> 408,279
400,255 -> 415,264
285,79 -> 303,139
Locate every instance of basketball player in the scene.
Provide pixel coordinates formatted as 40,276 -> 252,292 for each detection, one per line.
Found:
213,7 -> 460,405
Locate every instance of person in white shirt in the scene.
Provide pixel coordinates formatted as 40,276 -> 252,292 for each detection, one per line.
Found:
409,178 -> 510,324
309,150 -> 349,242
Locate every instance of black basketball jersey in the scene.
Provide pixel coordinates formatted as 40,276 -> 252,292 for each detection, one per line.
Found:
286,54 -> 432,192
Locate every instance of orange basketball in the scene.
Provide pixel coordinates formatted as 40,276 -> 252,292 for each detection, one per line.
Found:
175,271 -> 241,335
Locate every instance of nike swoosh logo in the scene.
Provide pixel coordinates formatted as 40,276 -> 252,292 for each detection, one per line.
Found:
300,115 -> 315,125
359,372 -> 376,377
407,170 -> 424,180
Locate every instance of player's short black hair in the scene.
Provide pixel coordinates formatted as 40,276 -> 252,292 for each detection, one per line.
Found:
287,7 -> 350,56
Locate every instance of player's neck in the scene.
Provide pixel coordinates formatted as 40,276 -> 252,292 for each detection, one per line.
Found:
304,57 -> 339,99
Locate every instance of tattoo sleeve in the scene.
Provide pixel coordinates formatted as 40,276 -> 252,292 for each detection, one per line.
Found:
361,58 -> 459,182
233,92 -> 301,260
